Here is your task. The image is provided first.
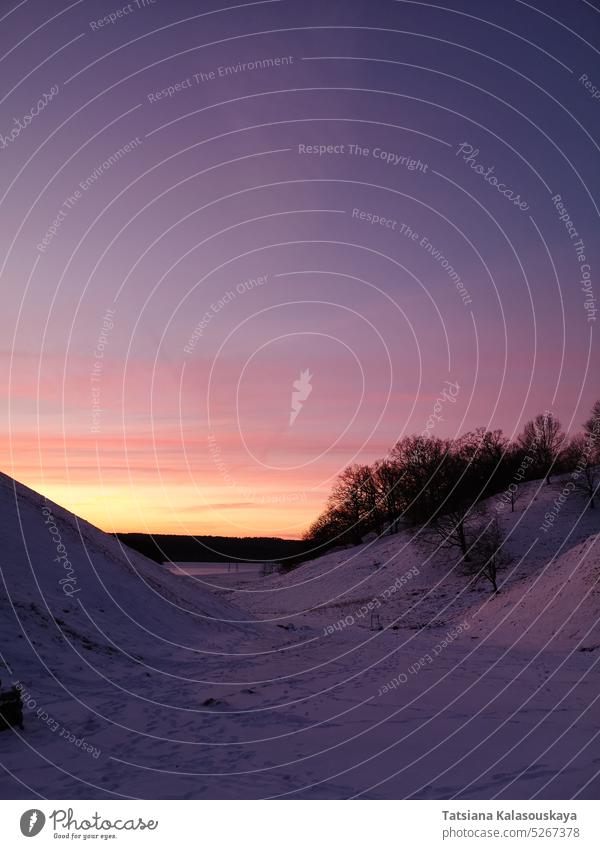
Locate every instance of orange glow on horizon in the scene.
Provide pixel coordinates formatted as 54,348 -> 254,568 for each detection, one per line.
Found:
2,433 -> 324,539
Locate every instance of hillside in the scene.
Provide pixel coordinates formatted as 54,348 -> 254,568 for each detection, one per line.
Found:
0,471 -> 275,798
214,476 -> 600,649
0,471 -> 598,799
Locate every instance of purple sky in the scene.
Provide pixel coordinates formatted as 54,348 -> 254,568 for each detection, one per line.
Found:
1,0 -> 598,537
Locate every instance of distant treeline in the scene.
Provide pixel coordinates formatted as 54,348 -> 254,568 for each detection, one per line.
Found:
116,533 -> 308,565
304,402 -> 600,556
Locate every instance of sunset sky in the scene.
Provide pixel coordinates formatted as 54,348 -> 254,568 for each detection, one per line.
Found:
1,0 -> 598,538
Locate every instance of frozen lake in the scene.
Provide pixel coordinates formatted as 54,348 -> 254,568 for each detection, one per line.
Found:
164,561 -> 278,577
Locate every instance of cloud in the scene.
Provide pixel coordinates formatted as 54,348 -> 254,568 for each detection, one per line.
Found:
177,502 -> 258,512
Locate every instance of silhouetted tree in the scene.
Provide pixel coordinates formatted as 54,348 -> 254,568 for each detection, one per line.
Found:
578,463 -> 600,510
303,405 -> 595,566
457,428 -> 510,500
371,459 -> 405,534
568,434 -> 600,510
390,435 -> 452,524
464,517 -> 508,593
583,399 -> 600,462
496,444 -> 533,512
303,504 -> 354,548
420,444 -> 483,559
518,412 -> 566,483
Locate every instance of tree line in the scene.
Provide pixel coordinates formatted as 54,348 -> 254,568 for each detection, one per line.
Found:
303,401 -> 600,591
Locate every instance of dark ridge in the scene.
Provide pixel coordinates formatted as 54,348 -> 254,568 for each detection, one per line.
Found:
115,533 -> 308,565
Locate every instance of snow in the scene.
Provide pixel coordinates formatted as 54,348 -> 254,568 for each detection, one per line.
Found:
0,470 -> 598,799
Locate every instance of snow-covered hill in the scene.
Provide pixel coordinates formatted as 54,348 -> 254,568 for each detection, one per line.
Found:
0,471 -> 272,797
0,471 -> 598,799
215,476 -> 600,650
0,471 -> 259,640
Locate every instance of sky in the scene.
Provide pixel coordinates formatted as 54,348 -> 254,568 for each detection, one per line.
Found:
1,0 -> 598,538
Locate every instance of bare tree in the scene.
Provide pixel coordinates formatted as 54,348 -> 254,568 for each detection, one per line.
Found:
425,430 -> 510,557
427,504 -> 481,559
372,459 -> 406,534
313,464 -> 385,546
577,464 -> 600,510
518,411 -> 566,483
465,517 -> 508,594
423,445 -> 486,560
355,464 -> 386,536
328,465 -> 367,545
583,399 -> 600,451
390,435 -> 452,524
303,407 -> 589,565
497,445 -> 534,512
569,435 -> 600,510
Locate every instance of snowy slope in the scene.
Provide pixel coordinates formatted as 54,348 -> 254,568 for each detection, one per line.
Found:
1,471 -> 599,800
215,476 -> 600,648
0,469 -> 259,652
0,471 -> 278,797
467,535 -> 600,649
464,480 -> 600,650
